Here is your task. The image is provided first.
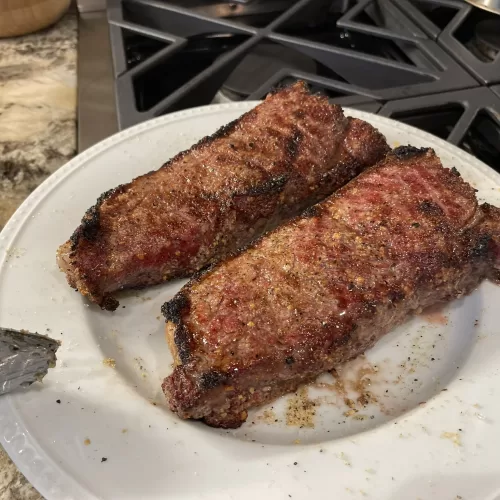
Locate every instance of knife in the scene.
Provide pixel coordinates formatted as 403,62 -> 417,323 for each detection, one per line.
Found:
0,327 -> 60,395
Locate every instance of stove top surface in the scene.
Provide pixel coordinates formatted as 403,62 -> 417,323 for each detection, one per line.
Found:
100,0 -> 500,170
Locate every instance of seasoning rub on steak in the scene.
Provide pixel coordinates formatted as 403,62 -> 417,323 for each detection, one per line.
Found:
57,82 -> 388,311
162,146 -> 500,429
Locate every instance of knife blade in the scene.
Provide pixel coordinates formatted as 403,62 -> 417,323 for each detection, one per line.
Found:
0,327 -> 60,395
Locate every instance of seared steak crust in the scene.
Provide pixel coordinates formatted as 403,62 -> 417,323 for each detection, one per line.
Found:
57,82 -> 388,310
162,147 -> 500,428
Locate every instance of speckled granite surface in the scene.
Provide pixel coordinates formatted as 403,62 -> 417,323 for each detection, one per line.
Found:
0,11 -> 77,499
0,12 -> 77,231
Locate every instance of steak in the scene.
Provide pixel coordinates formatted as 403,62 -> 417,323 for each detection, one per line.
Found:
57,82 -> 388,311
161,146 -> 500,428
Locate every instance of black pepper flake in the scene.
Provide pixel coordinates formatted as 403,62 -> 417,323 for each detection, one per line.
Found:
412,222 -> 420,228
294,462 -> 298,465
122,306 -> 126,308
431,358 -> 435,361
414,378 -> 418,382
101,457 -> 107,462
56,399 -> 61,404
285,356 -> 295,365
459,428 -> 462,431
407,357 -> 410,361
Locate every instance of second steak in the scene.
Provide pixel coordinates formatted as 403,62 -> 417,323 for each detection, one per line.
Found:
58,82 -> 388,310
162,146 -> 500,428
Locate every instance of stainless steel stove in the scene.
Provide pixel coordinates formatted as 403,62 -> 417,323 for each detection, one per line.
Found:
77,0 -> 500,170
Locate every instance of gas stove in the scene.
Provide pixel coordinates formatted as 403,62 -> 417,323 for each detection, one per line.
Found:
77,0 -> 500,170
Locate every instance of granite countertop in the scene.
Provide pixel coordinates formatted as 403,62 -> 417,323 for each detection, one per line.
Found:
0,12 -> 77,231
0,11 -> 77,499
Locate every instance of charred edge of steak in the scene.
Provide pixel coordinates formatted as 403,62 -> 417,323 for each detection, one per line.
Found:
388,289 -> 406,304
162,294 -> 193,364
203,413 -> 247,429
200,371 -> 228,390
161,293 -> 189,324
70,185 -> 125,250
285,127 -> 303,162
173,323 -> 193,365
196,117 -> 241,147
269,79 -> 309,96
301,205 -> 322,219
451,167 -> 461,177
392,145 -> 430,160
332,328 -> 354,348
101,295 -> 119,312
470,234 -> 492,259
418,199 -> 444,216
321,158 -> 358,182
189,262 -> 218,285
237,174 -> 289,198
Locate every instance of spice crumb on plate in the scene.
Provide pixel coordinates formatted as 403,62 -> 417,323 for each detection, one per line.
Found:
103,358 -> 116,368
84,438 -> 91,446
337,452 -> 351,467
286,387 -> 316,428
441,431 -> 462,446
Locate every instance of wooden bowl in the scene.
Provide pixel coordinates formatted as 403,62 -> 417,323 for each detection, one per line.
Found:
0,0 -> 70,38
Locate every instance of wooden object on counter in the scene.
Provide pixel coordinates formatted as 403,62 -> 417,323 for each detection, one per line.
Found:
0,0 -> 70,38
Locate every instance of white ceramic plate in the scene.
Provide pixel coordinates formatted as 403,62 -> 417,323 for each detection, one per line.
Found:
1,103 -> 500,500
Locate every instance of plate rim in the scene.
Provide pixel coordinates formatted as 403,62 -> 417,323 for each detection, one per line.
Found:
2,100 -> 500,499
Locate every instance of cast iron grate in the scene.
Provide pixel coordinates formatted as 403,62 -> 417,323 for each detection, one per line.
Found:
251,76 -> 500,170
107,0 -> 480,129
392,0 -> 500,85
379,86 -> 500,170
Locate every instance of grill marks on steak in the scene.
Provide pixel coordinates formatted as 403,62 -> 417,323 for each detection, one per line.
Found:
57,82 -> 389,310
162,147 -> 500,428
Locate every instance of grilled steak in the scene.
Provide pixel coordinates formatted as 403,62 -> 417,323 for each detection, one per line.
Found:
57,82 -> 388,311
162,146 -> 500,428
